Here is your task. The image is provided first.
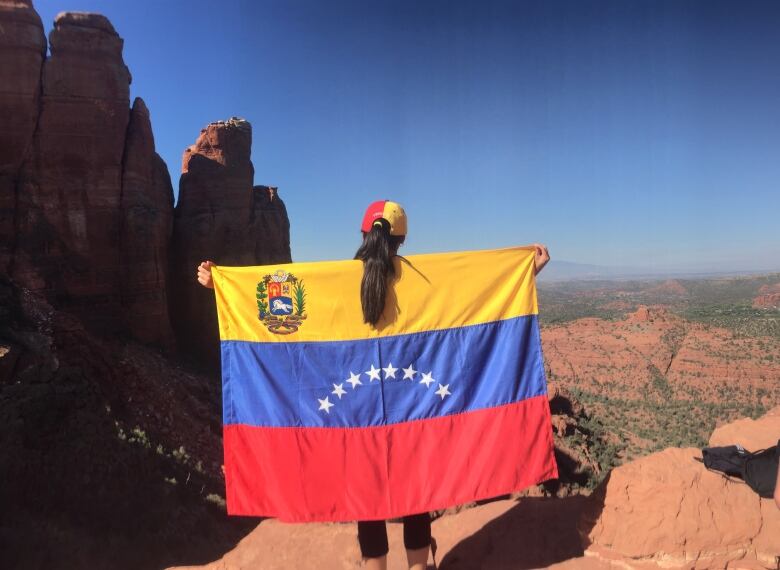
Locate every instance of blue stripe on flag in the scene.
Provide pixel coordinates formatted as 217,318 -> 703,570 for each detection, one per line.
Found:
222,314 -> 547,428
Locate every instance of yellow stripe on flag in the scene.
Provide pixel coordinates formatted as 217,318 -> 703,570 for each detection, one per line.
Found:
212,246 -> 538,343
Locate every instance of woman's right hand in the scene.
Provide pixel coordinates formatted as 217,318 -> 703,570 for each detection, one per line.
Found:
197,260 -> 215,289
532,244 -> 550,275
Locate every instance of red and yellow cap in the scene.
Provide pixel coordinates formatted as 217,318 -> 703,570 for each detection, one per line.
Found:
360,200 -> 408,236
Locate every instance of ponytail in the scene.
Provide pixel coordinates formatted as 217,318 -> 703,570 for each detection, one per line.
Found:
354,220 -> 404,326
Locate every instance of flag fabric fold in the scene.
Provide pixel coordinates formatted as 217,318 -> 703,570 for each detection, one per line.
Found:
212,246 -> 558,522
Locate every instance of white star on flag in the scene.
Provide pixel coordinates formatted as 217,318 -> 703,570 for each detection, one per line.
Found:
435,384 -> 451,400
317,364 -> 452,415
346,371 -> 362,389
366,364 -> 381,382
332,383 -> 347,399
420,371 -> 435,387
318,396 -> 335,413
383,363 -> 398,379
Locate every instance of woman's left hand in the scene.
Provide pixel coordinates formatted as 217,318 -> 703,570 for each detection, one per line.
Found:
533,244 -> 550,275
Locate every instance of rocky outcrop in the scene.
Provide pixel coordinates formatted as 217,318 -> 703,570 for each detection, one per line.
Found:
11,10 -> 131,333
581,406 -> 780,569
1,3 -> 291,351
626,305 -> 668,323
0,277 -> 254,570
753,283 -> 780,309
119,97 -> 175,347
546,384 -> 604,492
0,0 -> 46,273
170,118 -> 291,369
709,405 -> 780,450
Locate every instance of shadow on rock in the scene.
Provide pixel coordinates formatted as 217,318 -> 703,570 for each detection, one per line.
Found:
438,494 -> 597,569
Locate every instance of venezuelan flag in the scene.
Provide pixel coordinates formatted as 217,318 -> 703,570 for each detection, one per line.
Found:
212,246 -> 558,522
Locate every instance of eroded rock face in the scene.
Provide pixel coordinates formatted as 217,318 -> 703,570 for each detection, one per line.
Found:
581,407 -> 780,569
0,0 -> 46,272
753,283 -> 780,309
542,307 -> 780,407
170,118 -> 291,368
12,10 -> 131,332
120,97 -> 175,347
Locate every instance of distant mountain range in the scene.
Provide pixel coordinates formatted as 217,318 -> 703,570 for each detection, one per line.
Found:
538,260 -> 779,282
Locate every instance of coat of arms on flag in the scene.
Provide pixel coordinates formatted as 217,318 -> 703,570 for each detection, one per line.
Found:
256,270 -> 307,335
212,247 -> 558,522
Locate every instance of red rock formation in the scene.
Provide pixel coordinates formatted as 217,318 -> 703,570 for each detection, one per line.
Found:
709,405 -> 780,450
0,0 -> 46,272
646,279 -> 688,297
119,97 -> 175,347
753,282 -> 780,309
12,10 -> 131,332
1,4 -> 240,351
581,408 -> 780,568
170,118 -> 291,368
628,304 -> 652,322
542,307 -> 780,407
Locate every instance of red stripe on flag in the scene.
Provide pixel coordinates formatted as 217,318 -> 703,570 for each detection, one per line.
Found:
223,395 -> 558,522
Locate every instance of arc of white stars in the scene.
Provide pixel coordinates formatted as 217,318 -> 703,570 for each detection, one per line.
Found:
383,362 -> 398,379
346,371 -> 362,389
435,383 -> 451,400
402,364 -> 417,380
366,364 -> 382,382
332,383 -> 347,399
318,396 -> 334,413
420,371 -> 435,387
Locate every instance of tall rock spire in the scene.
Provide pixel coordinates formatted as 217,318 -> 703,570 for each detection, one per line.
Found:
0,0 -> 46,273
12,11 -> 131,332
170,118 -> 292,369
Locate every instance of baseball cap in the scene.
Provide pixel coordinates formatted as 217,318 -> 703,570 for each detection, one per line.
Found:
360,200 -> 408,236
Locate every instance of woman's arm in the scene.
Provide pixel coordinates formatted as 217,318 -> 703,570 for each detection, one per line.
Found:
197,260 -> 215,289
532,244 -> 550,275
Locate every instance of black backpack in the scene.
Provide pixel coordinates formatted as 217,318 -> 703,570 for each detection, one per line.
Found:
702,441 -> 779,499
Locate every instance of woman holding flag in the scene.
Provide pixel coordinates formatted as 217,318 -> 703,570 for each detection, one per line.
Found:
197,200 -> 550,570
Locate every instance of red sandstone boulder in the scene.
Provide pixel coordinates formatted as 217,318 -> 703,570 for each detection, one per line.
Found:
708,405 -> 780,451
0,0 -> 46,272
581,407 -> 780,569
169,118 -> 291,368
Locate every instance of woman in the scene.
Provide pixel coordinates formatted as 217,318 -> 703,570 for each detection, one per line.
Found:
196,200 -> 550,569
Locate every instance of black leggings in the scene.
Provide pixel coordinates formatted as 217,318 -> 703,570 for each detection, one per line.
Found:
357,513 -> 431,558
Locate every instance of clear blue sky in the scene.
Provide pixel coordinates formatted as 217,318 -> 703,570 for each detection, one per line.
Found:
35,0 -> 780,272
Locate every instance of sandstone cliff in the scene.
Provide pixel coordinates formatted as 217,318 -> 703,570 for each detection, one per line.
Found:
12,11 -> 134,334
0,0 -> 292,354
0,4 -> 292,565
170,117 -> 291,369
0,0 -> 46,272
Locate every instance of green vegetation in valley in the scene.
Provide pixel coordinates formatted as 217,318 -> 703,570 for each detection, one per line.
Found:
678,304 -> 780,339
538,273 -> 780,334
569,386 -> 768,467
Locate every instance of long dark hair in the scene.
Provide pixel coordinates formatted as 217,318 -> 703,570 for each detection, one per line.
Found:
354,220 -> 405,326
